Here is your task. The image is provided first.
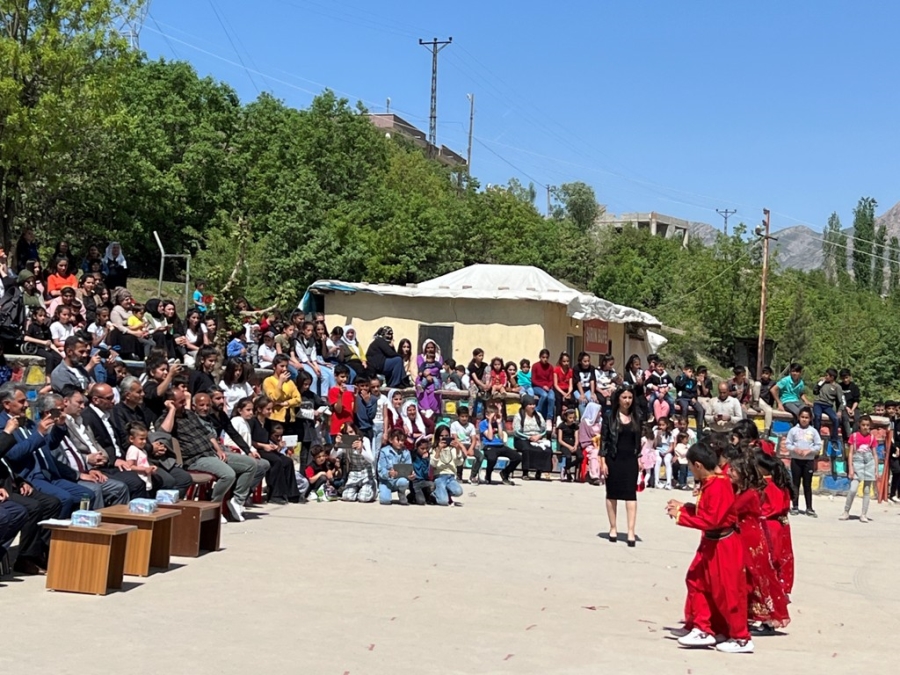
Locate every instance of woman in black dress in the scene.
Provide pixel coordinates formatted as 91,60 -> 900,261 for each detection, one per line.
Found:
600,386 -> 643,547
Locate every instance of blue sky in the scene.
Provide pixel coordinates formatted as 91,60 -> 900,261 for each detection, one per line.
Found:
140,0 -> 899,231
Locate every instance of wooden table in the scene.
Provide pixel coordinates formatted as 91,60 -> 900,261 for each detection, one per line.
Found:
43,523 -> 136,595
99,506 -> 179,576
158,500 -> 221,557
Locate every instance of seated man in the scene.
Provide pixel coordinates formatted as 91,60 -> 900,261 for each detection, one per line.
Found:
55,387 -> 128,506
194,391 -> 268,491
49,335 -> 115,394
0,415 -> 61,575
145,431 -> 193,498
80,383 -> 148,499
0,386 -> 94,517
705,382 -> 744,432
110,376 -> 155,451
157,388 -> 258,522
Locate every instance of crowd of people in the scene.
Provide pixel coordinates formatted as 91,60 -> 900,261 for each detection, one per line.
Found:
0,231 -> 897,626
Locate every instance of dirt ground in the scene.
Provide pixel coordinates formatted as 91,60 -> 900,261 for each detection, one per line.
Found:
0,481 -> 894,675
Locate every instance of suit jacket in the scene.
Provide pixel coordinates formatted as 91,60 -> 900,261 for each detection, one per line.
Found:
0,412 -> 78,484
110,402 -> 155,451
80,405 -> 121,461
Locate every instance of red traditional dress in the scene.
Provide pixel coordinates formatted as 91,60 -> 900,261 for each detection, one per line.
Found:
675,474 -> 750,641
734,488 -> 791,627
761,478 -> 795,595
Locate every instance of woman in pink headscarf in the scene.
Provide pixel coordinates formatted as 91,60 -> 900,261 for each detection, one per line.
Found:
578,402 -> 603,485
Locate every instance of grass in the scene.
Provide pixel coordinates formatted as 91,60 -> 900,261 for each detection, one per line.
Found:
128,277 -> 190,310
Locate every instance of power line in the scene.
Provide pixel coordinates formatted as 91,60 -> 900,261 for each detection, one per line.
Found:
474,138 -> 547,190
419,37 -> 452,156
207,0 -> 260,94
716,209 -> 737,235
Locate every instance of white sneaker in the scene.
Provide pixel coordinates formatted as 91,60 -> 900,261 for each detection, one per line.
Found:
664,484 -> 672,490
220,515 -> 227,524
227,497 -> 245,522
677,628 -> 716,647
715,638 -> 755,654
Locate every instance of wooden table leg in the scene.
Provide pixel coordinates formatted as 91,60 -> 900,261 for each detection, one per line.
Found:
198,512 -> 221,553
107,533 -> 128,590
123,524 -> 153,577
148,519 -> 172,569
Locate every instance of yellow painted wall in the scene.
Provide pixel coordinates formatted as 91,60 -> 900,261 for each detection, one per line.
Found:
323,292 -> 644,366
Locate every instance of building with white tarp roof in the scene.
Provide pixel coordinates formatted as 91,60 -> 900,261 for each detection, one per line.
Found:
302,264 -> 664,365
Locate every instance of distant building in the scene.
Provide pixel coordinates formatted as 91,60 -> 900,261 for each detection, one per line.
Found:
597,211 -> 690,247
368,113 -> 466,168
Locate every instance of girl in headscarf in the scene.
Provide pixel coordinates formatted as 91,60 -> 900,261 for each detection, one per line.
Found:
402,399 -> 432,451
579,402 -> 604,486
339,325 -> 369,381
416,338 -> 443,416
103,242 -> 128,289
365,326 -> 405,388
383,388 -> 405,447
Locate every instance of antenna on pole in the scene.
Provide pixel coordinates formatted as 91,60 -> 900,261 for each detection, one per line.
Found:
419,37 -> 452,158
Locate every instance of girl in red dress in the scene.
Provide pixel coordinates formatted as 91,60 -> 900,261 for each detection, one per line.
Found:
757,451 -> 795,597
727,454 -> 791,632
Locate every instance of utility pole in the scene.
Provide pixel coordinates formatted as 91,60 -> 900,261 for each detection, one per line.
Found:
386,97 -> 391,114
547,185 -> 552,217
466,93 -> 475,175
419,37 -> 452,158
755,208 -> 778,380
716,208 -> 737,236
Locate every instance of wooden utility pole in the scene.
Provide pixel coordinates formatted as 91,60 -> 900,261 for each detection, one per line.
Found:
466,93 -> 475,174
418,37 -> 452,158
756,208 -> 775,380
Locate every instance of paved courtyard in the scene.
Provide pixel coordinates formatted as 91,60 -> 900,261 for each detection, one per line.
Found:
1,482 -> 895,675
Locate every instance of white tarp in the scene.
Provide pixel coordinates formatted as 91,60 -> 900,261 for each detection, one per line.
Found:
305,264 -> 661,327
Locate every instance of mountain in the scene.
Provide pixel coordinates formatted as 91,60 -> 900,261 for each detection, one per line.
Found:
688,221 -> 721,246
771,225 -> 823,271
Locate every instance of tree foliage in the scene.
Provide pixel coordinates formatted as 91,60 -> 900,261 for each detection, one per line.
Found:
852,196 -> 877,289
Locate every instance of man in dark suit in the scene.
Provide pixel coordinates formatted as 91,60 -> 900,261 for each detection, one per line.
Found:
1,413 -> 61,575
80,383 -> 147,499
0,388 -> 94,518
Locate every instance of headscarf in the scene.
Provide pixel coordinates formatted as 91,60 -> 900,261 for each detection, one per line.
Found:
104,242 -> 127,269
402,398 -> 426,436
578,402 -> 604,448
341,324 -> 363,360
417,338 -> 443,374
374,326 -> 393,342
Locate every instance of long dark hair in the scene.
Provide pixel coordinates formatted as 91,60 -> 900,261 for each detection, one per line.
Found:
728,453 -> 765,494
755,450 -> 796,500
609,386 -> 641,433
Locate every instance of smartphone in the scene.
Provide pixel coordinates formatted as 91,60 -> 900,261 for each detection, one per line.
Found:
42,409 -> 62,421
97,348 -> 110,360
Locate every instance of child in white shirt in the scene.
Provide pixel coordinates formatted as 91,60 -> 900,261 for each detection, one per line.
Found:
125,423 -> 155,490
450,406 -> 482,484
672,432 -> 690,490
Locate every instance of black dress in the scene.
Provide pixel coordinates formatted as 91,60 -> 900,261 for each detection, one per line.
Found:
606,422 -> 640,501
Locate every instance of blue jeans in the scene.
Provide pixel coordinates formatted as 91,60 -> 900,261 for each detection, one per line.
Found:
535,388 -> 555,421
378,477 -> 410,504
813,402 -> 840,444
518,386 -> 535,397
433,474 -> 463,506
30,478 -> 95,518
574,390 -> 595,416
302,362 -> 336,397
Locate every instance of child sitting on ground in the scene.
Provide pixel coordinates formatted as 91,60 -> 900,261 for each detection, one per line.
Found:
305,445 -> 340,502
377,429 -> 414,505
430,426 -> 465,506
450,406 -> 482,484
125,422 -> 155,491
410,437 -> 435,505
341,436 -> 376,503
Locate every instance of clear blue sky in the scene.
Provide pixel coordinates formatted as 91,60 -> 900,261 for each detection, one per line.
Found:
140,0 -> 900,231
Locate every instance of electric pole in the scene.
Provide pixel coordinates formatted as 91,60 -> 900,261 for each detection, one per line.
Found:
466,93 -> 475,175
716,208 -> 737,236
419,37 -> 452,158
755,208 -> 778,380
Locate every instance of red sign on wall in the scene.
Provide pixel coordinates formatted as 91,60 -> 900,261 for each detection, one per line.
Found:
583,320 -> 610,353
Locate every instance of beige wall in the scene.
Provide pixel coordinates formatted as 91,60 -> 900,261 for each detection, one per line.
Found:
324,293 -> 547,362
322,292 -> 647,367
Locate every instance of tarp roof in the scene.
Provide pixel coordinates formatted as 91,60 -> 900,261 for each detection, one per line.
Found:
303,264 -> 661,327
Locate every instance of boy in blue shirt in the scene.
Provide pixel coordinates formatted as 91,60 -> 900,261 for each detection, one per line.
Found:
192,280 -> 208,314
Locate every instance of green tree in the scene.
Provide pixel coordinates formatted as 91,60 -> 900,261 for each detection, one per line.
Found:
777,287 -> 812,368
872,223 -> 887,294
551,181 -> 601,230
822,211 -> 847,281
890,236 -> 900,295
0,0 -> 142,247
852,196 -> 877,289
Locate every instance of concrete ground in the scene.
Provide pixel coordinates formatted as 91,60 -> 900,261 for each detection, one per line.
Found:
0,482 -> 895,675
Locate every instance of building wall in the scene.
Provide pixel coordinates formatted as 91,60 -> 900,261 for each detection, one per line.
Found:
323,293 -> 549,362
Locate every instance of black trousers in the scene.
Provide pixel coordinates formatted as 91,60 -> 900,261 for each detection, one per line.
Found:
257,450 -> 300,501
890,460 -> 900,499
791,458 -> 814,510
559,447 -> 584,476
151,466 -> 194,498
483,445 -> 521,482
410,478 -> 434,505
7,490 -> 60,563
101,466 -> 147,499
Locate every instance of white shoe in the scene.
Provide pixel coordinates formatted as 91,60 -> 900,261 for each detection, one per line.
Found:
664,484 -> 672,490
227,497 -> 245,522
677,628 -> 716,647
220,515 -> 227,524
715,638 -> 755,653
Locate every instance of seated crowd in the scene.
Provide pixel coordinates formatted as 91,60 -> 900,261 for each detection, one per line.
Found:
0,233 -> 892,575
